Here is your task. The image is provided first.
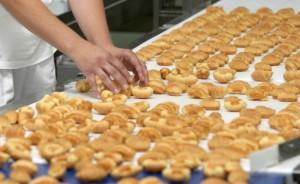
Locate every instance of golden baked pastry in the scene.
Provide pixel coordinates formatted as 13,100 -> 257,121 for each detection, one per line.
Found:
131,86 -> 153,99
166,83 -> 183,96
228,60 -> 249,72
255,106 -> 275,119
117,177 -> 139,184
11,160 -> 37,177
166,73 -> 197,86
196,66 -> 210,79
284,70 -> 300,81
254,62 -> 272,71
251,70 -> 273,82
261,54 -> 282,66
156,55 -> 174,66
93,101 -> 116,115
162,167 -> 191,182
247,87 -> 268,101
203,161 -> 226,178
76,163 -> 108,181
138,151 -> 167,172
224,96 -> 246,112
160,68 -> 171,80
48,162 -> 66,179
187,84 -> 210,99
75,79 -> 90,93
139,177 -> 164,184
201,98 -> 220,110
227,80 -> 250,95
213,68 -> 236,83
208,85 -> 227,99
259,134 -> 285,148
5,138 -> 31,160
111,164 -> 142,178
277,92 -> 298,102
130,101 -> 150,112
125,135 -> 150,151
233,37 -> 251,48
182,104 -> 205,116
219,43 -> 237,55
94,152 -> 123,164
170,152 -> 201,169
201,178 -> 227,184
228,169 -> 249,183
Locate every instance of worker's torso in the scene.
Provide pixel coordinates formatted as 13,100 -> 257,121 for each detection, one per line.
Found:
0,0 -> 57,69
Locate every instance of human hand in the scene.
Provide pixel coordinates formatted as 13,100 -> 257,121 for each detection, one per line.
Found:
105,46 -> 149,85
70,41 -> 132,96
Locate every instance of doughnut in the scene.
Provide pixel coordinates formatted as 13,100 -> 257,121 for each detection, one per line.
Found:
111,164 -> 142,178
96,158 -> 117,172
213,68 -> 235,83
131,86 -> 153,99
255,106 -> 275,118
162,167 -> 191,182
38,140 -> 70,160
75,79 -> 90,93
112,105 -> 140,119
93,101 -> 116,115
76,163 -> 108,182
109,94 -> 128,105
148,80 -> 166,94
5,138 -> 31,160
125,135 -> 150,151
29,176 -> 59,184
224,96 -> 247,112
201,98 -> 220,110
227,80 -> 250,94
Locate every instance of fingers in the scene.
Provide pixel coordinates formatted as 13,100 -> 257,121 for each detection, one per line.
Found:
124,50 -> 149,84
109,57 -> 132,83
102,64 -> 129,91
86,74 -> 99,98
95,68 -> 119,93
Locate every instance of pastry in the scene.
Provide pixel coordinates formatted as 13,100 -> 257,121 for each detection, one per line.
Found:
208,85 -> 227,99
254,62 -> 272,71
131,86 -> 153,99
170,152 -> 200,169
251,70 -> 273,82
219,43 -> 237,55
117,177 -> 139,184
160,68 -> 171,80
125,135 -> 150,151
182,104 -> 205,116
233,37 -> 251,47
111,164 -> 142,178
213,68 -> 235,83
259,134 -> 285,148
284,70 -> 300,81
196,66 -> 210,79
5,138 -> 31,160
166,83 -> 183,96
139,177 -> 164,184
201,178 -> 227,184
156,55 -> 174,66
261,54 -> 282,66
201,98 -> 220,110
255,106 -> 275,118
247,87 -> 268,101
277,91 -> 298,102
75,79 -> 90,93
130,101 -> 150,113
228,169 -> 249,183
224,96 -> 246,112
162,167 -> 191,182
76,163 -> 108,181
228,60 -> 249,72
108,144 -> 135,161
138,151 -> 167,172
227,80 -> 250,94
94,152 -> 123,164
93,101 -> 116,115
48,162 -> 66,179
187,84 -> 210,99
166,73 -> 197,86
175,60 -> 194,74
203,161 -> 226,178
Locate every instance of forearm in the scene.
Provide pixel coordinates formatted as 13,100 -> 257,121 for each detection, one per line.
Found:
0,0 -> 86,58
69,0 -> 113,47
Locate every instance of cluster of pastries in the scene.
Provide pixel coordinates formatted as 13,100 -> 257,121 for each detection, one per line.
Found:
2,91 -> 300,183
3,5 -> 300,184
